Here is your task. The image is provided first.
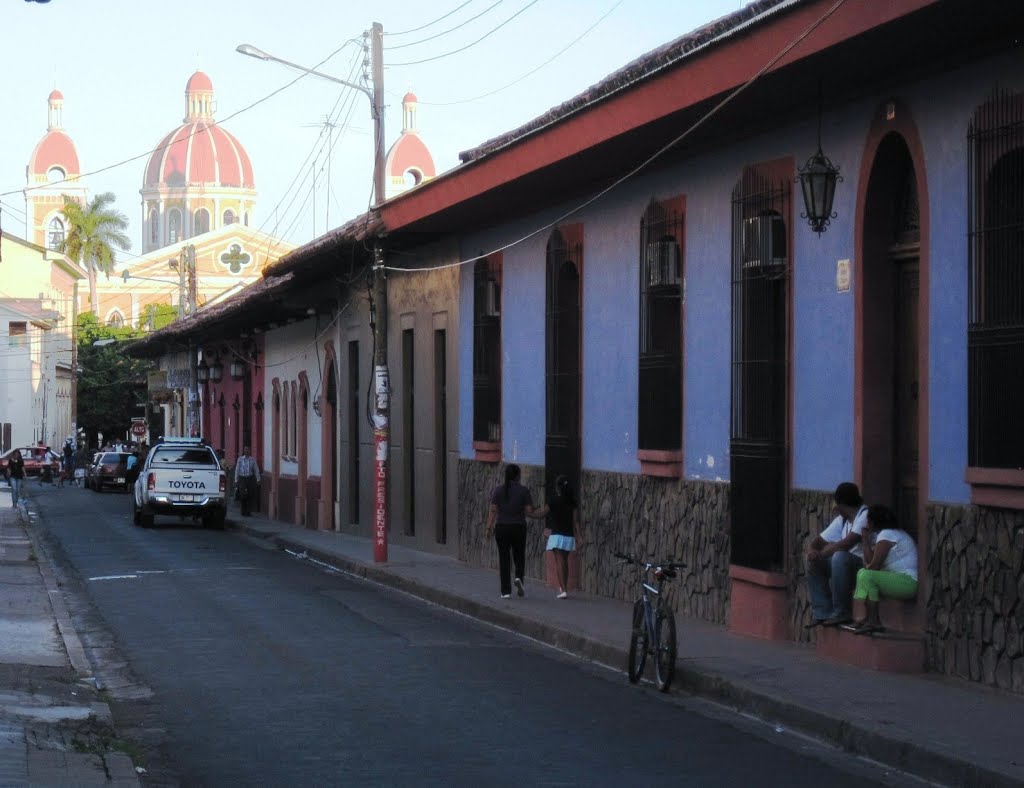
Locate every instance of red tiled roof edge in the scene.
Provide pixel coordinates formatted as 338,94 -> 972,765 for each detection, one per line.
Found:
262,209 -> 384,278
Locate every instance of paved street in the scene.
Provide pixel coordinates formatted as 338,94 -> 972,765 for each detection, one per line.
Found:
29,482 -> 917,787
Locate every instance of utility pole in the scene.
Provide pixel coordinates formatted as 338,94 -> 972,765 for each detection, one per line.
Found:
370,21 -> 389,563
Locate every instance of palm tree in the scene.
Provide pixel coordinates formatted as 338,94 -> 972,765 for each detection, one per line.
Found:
58,192 -> 131,312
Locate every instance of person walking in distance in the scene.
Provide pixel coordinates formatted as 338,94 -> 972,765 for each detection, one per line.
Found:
485,464 -> 543,598
535,475 -> 584,599
7,450 -> 25,507
234,446 -> 260,517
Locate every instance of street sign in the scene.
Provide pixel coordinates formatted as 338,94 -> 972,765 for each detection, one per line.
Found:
131,422 -> 147,437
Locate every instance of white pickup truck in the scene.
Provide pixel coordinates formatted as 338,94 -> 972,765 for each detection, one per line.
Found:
132,438 -> 227,529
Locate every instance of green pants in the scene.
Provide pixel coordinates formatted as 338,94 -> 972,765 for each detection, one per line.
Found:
853,569 -> 917,602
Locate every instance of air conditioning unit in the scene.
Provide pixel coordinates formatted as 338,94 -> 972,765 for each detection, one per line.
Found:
645,235 -> 682,287
742,215 -> 786,270
482,279 -> 501,317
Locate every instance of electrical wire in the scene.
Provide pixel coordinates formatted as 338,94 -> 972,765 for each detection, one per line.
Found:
223,301 -> 350,369
387,0 -> 541,67
385,0 -> 503,50
385,0 -> 849,274
0,38 -> 363,200
386,0 -> 475,36
416,0 -> 626,106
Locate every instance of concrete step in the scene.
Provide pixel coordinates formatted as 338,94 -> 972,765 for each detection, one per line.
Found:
817,623 -> 926,672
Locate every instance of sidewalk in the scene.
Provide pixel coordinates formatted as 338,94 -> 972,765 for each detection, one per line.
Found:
229,509 -> 1024,788
0,484 -> 140,787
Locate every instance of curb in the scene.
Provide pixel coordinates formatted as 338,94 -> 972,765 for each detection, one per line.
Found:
235,522 -> 1018,788
15,503 -> 94,678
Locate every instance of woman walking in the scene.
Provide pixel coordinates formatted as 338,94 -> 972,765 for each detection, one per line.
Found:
536,475 -> 583,598
8,450 -> 25,507
485,464 -> 542,598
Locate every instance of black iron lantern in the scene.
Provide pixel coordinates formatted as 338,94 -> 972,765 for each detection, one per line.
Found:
196,359 -> 209,383
229,360 -> 246,381
797,85 -> 842,235
797,146 -> 842,235
208,361 -> 223,383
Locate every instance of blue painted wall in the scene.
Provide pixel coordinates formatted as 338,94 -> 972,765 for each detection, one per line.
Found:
457,52 -> 1021,507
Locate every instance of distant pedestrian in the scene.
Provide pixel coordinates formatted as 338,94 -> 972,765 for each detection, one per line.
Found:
234,445 -> 260,517
485,464 -> 543,598
58,440 -> 74,487
535,475 -> 584,599
7,450 -> 25,507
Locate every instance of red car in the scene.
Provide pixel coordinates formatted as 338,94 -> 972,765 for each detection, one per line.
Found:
0,446 -> 61,480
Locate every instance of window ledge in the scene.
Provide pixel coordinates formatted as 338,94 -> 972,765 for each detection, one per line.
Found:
638,449 -> 682,478
966,467 -> 1024,509
473,441 -> 501,463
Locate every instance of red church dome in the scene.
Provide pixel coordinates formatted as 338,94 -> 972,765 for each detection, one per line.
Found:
144,122 -> 254,189
143,72 -> 254,189
48,89 -> 64,101
28,130 -> 80,177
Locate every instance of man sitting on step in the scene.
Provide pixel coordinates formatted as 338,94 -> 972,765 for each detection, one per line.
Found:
805,482 -> 868,628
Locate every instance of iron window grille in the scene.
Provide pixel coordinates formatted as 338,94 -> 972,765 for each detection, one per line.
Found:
638,200 -> 684,452
730,168 -> 791,570
968,88 -> 1024,471
473,256 -> 502,443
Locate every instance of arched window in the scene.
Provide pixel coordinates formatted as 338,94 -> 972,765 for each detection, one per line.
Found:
46,166 -> 65,184
149,209 -> 158,245
106,311 -> 124,328
223,209 -> 236,226
194,208 -> 210,235
243,212 -> 249,227
403,168 -> 423,188
168,209 -> 182,244
47,217 -> 65,250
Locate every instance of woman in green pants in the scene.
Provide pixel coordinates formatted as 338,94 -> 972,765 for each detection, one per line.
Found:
850,504 -> 918,634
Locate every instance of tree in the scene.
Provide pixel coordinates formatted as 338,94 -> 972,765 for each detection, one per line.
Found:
138,303 -> 178,332
75,313 -> 153,445
58,192 -> 131,312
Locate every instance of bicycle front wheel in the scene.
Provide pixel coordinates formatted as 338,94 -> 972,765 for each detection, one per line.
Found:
627,599 -> 647,684
654,605 -> 677,692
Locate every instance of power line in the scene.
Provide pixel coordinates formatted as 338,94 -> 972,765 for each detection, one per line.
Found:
385,0 -> 850,274
386,0 -> 503,50
385,0 -> 475,36
417,0 -> 626,106
387,0 -> 541,67
0,38 -> 363,200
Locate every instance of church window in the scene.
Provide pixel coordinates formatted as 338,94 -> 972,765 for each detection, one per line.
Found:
244,212 -> 249,227
168,209 -> 182,244
106,312 -> 124,329
223,209 -> 236,226
149,210 -> 158,245
47,217 -> 65,250
194,208 -> 210,235
404,169 -> 423,188
46,167 -> 65,184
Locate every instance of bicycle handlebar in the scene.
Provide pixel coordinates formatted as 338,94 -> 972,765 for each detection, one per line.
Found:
613,551 -> 686,570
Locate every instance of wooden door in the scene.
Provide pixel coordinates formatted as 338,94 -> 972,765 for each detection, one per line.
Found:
893,258 -> 919,533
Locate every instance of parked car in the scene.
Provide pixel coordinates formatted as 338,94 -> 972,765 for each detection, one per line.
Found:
0,446 -> 61,480
132,438 -> 227,528
86,451 -> 132,492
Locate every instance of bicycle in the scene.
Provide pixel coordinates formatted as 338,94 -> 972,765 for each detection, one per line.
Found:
614,552 -> 685,692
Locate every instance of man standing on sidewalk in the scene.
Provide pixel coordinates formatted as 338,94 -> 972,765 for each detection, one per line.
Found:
805,482 -> 868,627
234,446 -> 260,517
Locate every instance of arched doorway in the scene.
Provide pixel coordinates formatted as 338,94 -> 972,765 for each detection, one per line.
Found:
545,226 -> 583,497
857,121 -> 929,539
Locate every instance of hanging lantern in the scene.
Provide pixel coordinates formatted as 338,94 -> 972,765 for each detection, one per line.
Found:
208,361 -> 223,383
196,359 -> 209,383
797,146 -> 842,235
229,360 -> 246,381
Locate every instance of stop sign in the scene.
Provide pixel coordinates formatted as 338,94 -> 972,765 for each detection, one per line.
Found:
131,421 -> 147,437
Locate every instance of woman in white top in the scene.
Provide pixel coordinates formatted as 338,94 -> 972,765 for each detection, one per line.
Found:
850,504 -> 918,634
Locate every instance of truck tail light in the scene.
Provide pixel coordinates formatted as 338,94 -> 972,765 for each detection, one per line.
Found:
219,474 -> 226,493
147,472 -> 155,491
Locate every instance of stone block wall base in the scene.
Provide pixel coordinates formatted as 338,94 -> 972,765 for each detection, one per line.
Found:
817,626 -> 925,672
728,565 -> 789,640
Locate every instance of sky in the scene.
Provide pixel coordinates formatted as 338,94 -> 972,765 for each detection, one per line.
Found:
0,0 -> 746,265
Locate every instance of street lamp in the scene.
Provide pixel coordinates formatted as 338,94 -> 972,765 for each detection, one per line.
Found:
238,26 -> 391,563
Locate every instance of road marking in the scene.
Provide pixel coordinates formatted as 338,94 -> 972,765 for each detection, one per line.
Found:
89,574 -> 139,581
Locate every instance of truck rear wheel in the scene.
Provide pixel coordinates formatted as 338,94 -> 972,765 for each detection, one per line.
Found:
139,509 -> 154,528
